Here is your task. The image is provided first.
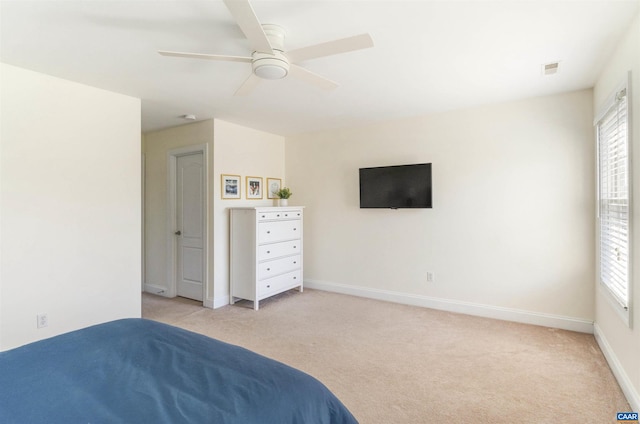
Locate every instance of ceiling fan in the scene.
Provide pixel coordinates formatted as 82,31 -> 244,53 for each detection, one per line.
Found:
158,0 -> 374,95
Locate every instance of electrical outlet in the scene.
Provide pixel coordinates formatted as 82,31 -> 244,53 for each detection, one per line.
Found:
37,314 -> 48,329
426,272 -> 434,283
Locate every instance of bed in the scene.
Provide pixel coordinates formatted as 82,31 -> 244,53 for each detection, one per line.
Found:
0,318 -> 357,424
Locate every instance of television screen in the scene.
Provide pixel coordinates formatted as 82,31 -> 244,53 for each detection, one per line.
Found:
359,163 -> 432,209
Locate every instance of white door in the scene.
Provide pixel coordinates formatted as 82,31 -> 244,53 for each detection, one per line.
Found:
176,152 -> 204,301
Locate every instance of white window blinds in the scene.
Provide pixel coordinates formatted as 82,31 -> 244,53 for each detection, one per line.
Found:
597,87 -> 630,309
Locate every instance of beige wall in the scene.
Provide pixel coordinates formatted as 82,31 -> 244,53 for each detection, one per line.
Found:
286,89 -> 595,329
142,119 -> 284,307
593,12 -> 640,410
0,64 -> 141,350
212,120 -> 285,305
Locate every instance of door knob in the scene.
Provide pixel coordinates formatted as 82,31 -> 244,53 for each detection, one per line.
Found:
175,230 -> 181,236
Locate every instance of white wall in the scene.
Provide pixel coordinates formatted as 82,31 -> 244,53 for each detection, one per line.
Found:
593,12 -> 640,411
143,120 -> 215,303
286,89 -> 595,331
0,64 -> 141,351
212,120 -> 285,306
143,119 -> 284,308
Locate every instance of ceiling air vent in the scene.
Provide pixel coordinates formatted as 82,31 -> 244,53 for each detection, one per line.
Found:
542,62 -> 560,76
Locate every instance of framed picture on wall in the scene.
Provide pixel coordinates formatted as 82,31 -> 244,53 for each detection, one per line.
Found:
221,174 -> 241,199
246,176 -> 263,199
266,177 -> 281,199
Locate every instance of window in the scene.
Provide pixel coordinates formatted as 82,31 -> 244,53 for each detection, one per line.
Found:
597,83 -> 631,318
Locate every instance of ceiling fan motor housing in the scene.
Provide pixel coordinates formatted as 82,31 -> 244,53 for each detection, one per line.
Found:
252,50 -> 289,79
261,24 -> 285,50
253,24 -> 289,79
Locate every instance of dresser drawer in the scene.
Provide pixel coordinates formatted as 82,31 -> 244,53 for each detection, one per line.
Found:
258,209 -> 302,221
257,240 -> 301,260
258,270 -> 302,297
258,220 -> 301,244
258,255 -> 301,280
258,211 -> 286,221
280,210 -> 302,219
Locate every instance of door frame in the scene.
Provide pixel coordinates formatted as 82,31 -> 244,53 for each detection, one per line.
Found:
142,153 -> 146,292
166,144 -> 208,304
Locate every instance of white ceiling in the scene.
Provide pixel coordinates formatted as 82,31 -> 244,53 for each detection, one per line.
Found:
1,0 -> 638,136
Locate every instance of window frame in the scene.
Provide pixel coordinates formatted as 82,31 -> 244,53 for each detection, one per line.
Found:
595,73 -> 633,327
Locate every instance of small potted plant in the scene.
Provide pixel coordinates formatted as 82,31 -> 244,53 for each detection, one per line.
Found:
276,187 -> 292,206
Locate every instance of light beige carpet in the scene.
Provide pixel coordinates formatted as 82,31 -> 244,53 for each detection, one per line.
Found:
142,289 -> 630,424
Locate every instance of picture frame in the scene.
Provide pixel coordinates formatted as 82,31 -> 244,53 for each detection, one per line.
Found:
221,174 -> 241,199
266,177 -> 282,199
246,176 -> 263,199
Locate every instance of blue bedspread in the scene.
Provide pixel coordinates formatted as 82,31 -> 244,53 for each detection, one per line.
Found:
0,319 -> 357,424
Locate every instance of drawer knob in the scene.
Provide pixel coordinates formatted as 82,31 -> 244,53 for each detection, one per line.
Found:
267,285 -> 271,288
261,215 -> 265,218
267,231 -> 271,234
293,276 -> 297,280
266,251 -> 271,254
293,228 -> 297,231
277,214 -> 280,217
267,268 -> 271,271
293,261 -> 297,264
285,214 -> 288,217
293,246 -> 297,249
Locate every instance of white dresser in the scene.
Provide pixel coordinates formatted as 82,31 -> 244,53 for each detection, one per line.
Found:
229,207 -> 304,310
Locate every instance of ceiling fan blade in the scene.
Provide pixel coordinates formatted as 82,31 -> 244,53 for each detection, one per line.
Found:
234,73 -> 262,96
287,33 -> 373,63
289,65 -> 338,91
223,0 -> 273,54
158,51 -> 252,63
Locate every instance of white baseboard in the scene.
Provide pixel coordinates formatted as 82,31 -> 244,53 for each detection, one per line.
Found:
146,284 -> 222,309
144,284 -> 171,297
305,279 -> 594,334
594,324 -> 640,412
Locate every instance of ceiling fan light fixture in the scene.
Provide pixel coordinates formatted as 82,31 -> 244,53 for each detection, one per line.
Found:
255,63 -> 288,79
252,52 -> 289,79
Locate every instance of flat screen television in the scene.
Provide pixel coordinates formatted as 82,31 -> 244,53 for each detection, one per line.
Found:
359,163 -> 432,209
